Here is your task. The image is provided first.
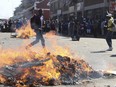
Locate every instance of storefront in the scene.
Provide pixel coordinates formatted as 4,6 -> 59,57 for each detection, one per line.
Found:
109,0 -> 116,18
85,8 -> 106,20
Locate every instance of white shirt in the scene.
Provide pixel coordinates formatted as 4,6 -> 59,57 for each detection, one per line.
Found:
40,15 -> 44,28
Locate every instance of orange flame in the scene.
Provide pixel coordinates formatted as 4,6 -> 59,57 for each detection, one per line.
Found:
45,31 -> 56,38
0,75 -> 5,83
16,22 -> 36,39
36,59 -> 60,80
0,23 -> 94,86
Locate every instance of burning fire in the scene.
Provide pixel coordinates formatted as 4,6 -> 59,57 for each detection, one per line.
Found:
0,49 -> 60,85
45,30 -> 56,38
16,22 -> 36,39
0,23 -> 101,86
0,47 -> 96,86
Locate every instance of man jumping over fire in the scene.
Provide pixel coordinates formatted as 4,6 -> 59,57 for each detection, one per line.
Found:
26,9 -> 45,49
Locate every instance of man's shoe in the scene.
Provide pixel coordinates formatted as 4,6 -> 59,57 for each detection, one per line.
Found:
25,44 -> 31,50
106,47 -> 113,51
25,46 -> 30,50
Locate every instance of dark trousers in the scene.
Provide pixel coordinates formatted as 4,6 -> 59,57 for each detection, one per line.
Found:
106,31 -> 113,48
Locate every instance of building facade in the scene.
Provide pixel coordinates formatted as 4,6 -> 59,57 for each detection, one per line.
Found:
50,0 -> 116,20
13,0 -> 50,20
34,0 -> 50,20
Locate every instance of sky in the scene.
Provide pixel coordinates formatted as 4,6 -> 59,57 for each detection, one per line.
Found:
0,0 -> 21,19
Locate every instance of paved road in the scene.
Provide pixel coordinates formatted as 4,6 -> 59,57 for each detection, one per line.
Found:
1,33 -> 116,71
0,33 -> 116,87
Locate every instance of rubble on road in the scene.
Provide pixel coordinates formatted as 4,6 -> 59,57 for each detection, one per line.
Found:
0,53 -> 102,86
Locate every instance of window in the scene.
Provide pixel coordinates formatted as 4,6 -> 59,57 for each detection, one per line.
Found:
85,0 -> 104,6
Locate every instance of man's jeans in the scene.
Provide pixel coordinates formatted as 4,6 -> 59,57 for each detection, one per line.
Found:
106,31 -> 113,48
30,29 -> 45,47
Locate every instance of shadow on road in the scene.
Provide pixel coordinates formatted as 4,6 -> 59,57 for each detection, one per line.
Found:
91,50 -> 106,53
110,55 -> 116,57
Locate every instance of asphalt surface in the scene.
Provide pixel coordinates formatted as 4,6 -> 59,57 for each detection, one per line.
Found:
0,33 -> 116,87
1,33 -> 116,71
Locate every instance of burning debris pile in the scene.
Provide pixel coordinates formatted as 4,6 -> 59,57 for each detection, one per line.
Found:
11,22 -> 35,39
0,51 -> 101,87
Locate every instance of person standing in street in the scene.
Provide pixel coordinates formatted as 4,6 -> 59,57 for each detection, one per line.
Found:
106,13 -> 114,51
26,9 -> 45,49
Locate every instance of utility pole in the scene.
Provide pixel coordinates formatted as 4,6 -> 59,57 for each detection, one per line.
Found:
82,0 -> 85,17
74,1 -> 77,19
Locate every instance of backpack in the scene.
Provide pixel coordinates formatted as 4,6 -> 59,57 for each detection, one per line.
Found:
112,22 -> 116,32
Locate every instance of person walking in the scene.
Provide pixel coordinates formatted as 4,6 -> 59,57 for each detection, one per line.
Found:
106,13 -> 114,51
71,20 -> 80,41
26,9 -> 45,49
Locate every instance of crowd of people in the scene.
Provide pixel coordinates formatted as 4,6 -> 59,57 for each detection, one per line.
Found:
0,18 -> 27,32
41,13 -> 116,51
44,17 -> 109,38
0,16 -> 110,39
0,9 -> 115,51
0,19 -> 12,32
